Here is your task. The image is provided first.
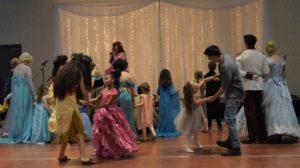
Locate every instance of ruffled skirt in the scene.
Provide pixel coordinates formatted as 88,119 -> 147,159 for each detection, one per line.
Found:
93,106 -> 139,158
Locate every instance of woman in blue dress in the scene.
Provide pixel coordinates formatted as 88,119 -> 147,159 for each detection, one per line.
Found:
263,41 -> 300,143
31,84 -> 51,143
156,69 -> 180,138
0,53 -> 36,144
113,59 -> 137,134
236,41 -> 300,143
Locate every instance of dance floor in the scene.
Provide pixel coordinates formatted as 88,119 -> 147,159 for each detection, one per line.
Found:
0,125 -> 300,168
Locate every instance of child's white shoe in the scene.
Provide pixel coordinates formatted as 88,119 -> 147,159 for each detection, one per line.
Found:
185,147 -> 194,153
194,143 -> 203,149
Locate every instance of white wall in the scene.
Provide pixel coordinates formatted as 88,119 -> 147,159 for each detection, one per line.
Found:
269,0 -> 300,96
0,0 -> 299,95
0,0 -> 55,86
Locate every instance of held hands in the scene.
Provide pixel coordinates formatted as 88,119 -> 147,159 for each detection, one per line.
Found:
79,100 -> 87,106
245,72 -> 260,80
213,75 -> 220,81
207,96 -> 216,103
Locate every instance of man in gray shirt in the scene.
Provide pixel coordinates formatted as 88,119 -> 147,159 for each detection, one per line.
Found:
205,45 -> 244,156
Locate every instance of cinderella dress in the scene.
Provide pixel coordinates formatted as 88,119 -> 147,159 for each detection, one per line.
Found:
236,58 -> 300,141
118,80 -> 136,134
263,58 -> 300,138
156,84 -> 181,138
0,64 -> 35,144
31,96 -> 51,143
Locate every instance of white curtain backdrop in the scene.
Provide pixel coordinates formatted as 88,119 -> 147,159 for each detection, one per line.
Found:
54,0 -> 266,93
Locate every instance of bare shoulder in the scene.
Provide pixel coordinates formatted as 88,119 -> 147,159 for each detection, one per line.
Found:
271,55 -> 283,62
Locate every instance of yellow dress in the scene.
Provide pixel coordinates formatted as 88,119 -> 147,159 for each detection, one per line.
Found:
55,94 -> 85,143
0,100 -> 8,113
47,83 -> 57,133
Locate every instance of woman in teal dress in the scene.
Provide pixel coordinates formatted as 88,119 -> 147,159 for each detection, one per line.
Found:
0,53 -> 36,143
113,60 -> 137,134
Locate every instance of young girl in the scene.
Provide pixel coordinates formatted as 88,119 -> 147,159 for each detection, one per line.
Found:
134,82 -> 156,142
156,69 -> 180,138
54,59 -> 94,165
31,84 -> 51,143
91,72 -> 139,158
175,82 -> 210,153
191,70 -> 209,133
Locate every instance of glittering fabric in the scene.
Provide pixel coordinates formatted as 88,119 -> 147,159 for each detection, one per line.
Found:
47,83 -> 57,133
56,95 -> 85,143
93,88 -> 139,158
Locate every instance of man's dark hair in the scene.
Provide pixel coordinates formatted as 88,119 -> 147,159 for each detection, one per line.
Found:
244,34 -> 257,49
204,45 -> 221,57
208,62 -> 217,71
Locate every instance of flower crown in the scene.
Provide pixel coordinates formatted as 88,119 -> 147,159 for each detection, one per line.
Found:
71,53 -> 93,64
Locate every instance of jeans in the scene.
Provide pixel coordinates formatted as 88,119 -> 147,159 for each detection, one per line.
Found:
224,98 -> 241,148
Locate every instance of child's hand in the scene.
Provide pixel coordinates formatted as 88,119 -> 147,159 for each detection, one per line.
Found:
213,75 -> 220,80
79,100 -> 87,105
207,96 -> 216,103
88,103 -> 97,110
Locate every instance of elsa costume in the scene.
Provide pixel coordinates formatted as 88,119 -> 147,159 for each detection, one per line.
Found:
0,64 -> 35,143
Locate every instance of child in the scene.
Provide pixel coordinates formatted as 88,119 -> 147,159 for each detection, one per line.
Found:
156,69 -> 180,138
31,84 -> 51,143
192,70 -> 205,96
91,72 -> 139,158
191,70 -> 209,133
175,82 -> 210,153
54,59 -> 95,164
134,82 -> 156,142
204,62 -> 222,130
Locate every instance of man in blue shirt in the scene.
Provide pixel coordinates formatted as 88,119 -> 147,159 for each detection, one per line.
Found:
205,45 -> 244,156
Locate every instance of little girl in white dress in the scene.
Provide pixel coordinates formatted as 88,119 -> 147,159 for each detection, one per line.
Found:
175,82 -> 210,153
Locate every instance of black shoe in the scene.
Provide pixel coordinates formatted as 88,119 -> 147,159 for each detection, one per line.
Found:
216,140 -> 232,149
221,148 -> 241,156
241,138 -> 256,144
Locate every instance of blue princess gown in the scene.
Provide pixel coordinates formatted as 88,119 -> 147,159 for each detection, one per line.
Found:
156,84 -> 181,138
31,96 -> 51,143
236,58 -> 300,139
0,75 -> 34,143
79,105 -> 93,140
263,58 -> 300,138
118,80 -> 136,134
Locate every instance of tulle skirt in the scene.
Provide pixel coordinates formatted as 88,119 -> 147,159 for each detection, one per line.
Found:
175,105 -> 206,135
93,106 -> 139,158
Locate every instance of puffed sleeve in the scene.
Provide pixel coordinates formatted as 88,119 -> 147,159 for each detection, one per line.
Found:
110,88 -> 119,96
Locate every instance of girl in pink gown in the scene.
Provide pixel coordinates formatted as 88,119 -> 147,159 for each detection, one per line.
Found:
91,72 -> 139,158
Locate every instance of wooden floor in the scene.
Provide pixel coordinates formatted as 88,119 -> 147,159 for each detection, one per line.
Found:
1,126 -> 300,168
